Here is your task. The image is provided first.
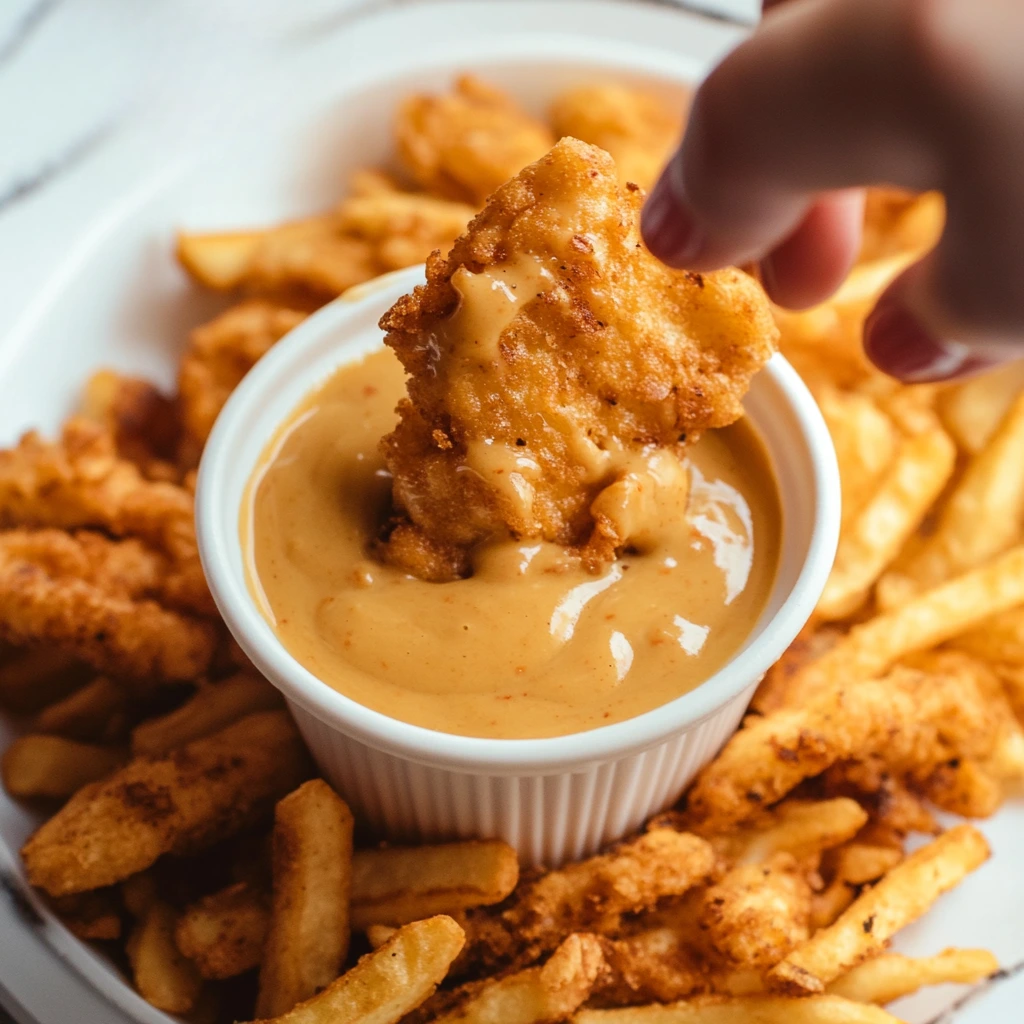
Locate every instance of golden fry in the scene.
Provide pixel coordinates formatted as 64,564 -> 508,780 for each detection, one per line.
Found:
879,390 -> 1024,606
351,839 -> 518,930
249,916 -> 464,1024
256,780 -> 355,1018
35,676 -> 129,742
826,948 -> 999,1004
176,230 -> 265,290
131,673 -> 283,756
818,422 -> 955,620
577,993 -> 903,1023
938,360 -> 1024,454
782,545 -> 1024,707
0,646 -> 90,712
127,899 -> 205,1014
22,710 -> 311,896
432,933 -> 604,1024
770,825 -> 989,993
2,734 -> 125,799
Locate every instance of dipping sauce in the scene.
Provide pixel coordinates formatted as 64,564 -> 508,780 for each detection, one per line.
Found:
244,348 -> 780,739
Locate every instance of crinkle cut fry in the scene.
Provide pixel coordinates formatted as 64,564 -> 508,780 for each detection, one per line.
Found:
685,665 -> 999,829
22,710 -> 312,897
379,137 -> 777,579
0,529 -> 217,683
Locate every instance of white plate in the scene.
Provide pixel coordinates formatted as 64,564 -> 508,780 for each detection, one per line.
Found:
0,2 -> 1020,1021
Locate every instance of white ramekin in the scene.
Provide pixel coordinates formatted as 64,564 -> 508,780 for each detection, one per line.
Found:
197,265 -> 839,865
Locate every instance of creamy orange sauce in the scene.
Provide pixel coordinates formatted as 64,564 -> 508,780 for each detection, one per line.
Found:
244,348 -> 780,739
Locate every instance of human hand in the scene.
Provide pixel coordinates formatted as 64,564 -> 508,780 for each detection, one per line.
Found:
642,0 -> 1024,382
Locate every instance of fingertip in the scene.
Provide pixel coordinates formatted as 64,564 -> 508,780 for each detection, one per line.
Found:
863,294 -> 1003,383
641,160 -> 704,268
760,191 -> 865,310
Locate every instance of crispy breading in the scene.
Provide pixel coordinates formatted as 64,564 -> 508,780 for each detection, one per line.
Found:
685,665 -> 1001,829
335,188 -> 475,272
0,529 -> 217,682
550,83 -> 684,190
697,855 -> 811,969
0,418 -> 212,614
178,301 -> 308,463
396,75 -> 555,205
22,710 -> 312,896
379,138 -> 777,579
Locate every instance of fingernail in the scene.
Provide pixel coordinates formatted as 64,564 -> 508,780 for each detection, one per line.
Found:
864,303 -> 975,383
641,170 -> 703,268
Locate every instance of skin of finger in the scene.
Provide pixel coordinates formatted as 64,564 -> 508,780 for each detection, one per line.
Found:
672,0 -> 941,272
760,190 -> 866,310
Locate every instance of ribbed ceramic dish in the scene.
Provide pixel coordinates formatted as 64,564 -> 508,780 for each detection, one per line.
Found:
197,266 -> 841,865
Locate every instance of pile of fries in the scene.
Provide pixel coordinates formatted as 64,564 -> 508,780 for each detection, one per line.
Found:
1,74 -> 1023,1024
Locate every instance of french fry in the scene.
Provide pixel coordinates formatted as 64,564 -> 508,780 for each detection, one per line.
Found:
255,780 -> 355,1018
2,735 -> 125,799
0,646 -> 90,712
770,825 -> 990,993
131,673 -> 283,756
879,391 -> 1024,606
176,881 -> 271,979
818,424 -> 955,620
783,545 -> 1024,706
122,870 -> 159,918
176,230 -> 264,290
127,899 -> 205,1014
351,839 -> 518,930
366,924 -> 398,949
432,933 -> 604,1024
35,676 -> 130,741
817,389 -> 897,529
22,710 -> 312,896
955,606 -> 1024,664
938,360 -> 1024,455
811,844 -> 904,929
249,915 -> 464,1024
826,948 -> 999,1004
715,798 -> 868,867
575,993 -> 903,1023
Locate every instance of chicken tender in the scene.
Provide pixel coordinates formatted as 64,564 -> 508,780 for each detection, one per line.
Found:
550,82 -> 684,189
396,75 -> 555,205
379,138 -> 778,580
22,710 -> 311,896
0,529 -> 217,683
178,301 -> 308,464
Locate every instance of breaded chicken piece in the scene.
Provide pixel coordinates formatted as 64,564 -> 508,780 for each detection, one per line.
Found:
0,418 -> 211,614
550,83 -> 685,190
379,138 -> 778,580
22,710 -> 311,896
178,301 -> 308,465
0,529 -> 217,683
396,75 -> 555,205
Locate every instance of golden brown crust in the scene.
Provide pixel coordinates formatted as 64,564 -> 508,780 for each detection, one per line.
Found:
379,138 -> 778,579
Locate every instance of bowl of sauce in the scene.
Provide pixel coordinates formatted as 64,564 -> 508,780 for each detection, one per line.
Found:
197,266 -> 839,864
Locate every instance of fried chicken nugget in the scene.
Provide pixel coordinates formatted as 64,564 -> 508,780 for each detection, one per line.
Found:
380,138 -> 778,579
685,665 -> 1000,829
0,529 -> 217,682
396,75 -> 555,205
22,710 -> 312,896
178,301 -> 308,464
0,418 -> 211,614
550,82 -> 684,190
